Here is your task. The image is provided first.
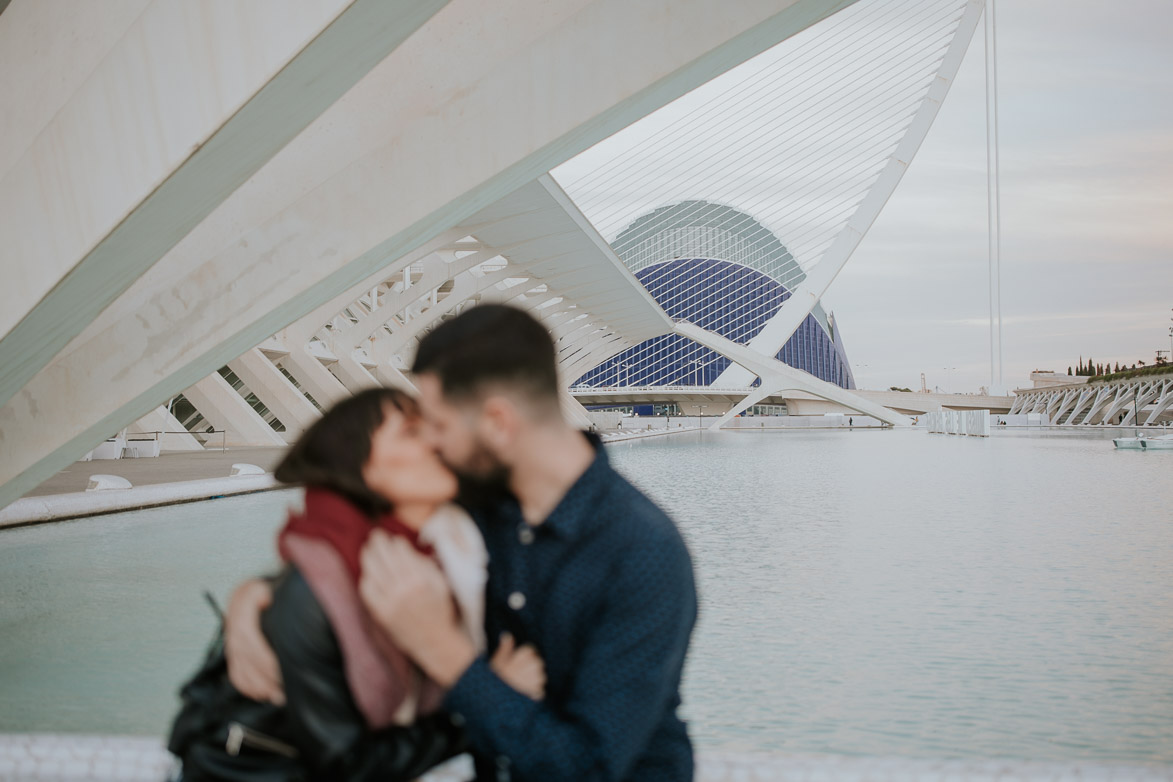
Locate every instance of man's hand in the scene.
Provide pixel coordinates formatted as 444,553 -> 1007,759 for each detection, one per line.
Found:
224,579 -> 285,705
360,531 -> 476,688
491,633 -> 546,700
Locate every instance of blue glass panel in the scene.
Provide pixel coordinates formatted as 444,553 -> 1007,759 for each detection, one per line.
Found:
574,258 -> 852,390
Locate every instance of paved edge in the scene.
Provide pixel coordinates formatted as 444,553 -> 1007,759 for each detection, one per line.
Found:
601,425 -> 704,443
0,475 -> 282,530
0,735 -> 1171,782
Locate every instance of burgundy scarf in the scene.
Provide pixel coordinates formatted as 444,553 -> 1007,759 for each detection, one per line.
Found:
277,488 -> 444,728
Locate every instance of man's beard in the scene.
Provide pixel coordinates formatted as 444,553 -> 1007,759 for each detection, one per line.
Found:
448,442 -> 512,509
454,467 -> 512,509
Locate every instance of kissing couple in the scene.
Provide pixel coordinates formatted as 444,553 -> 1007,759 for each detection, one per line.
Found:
169,304 -> 699,782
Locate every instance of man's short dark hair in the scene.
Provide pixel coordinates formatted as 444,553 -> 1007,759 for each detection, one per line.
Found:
412,304 -> 560,408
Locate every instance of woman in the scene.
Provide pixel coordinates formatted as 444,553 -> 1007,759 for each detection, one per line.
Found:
170,387 -> 539,781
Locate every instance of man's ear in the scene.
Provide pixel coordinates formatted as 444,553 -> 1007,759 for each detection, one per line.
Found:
478,395 -> 520,455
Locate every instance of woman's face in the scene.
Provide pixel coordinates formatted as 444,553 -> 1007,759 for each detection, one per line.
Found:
362,404 -> 458,508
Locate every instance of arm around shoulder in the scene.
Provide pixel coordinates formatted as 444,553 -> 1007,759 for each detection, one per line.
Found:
262,568 -> 466,781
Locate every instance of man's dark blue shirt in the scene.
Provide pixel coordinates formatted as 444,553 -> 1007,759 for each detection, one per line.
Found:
445,437 -> 698,781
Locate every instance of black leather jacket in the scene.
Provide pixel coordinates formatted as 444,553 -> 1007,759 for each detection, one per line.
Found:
172,567 -> 464,782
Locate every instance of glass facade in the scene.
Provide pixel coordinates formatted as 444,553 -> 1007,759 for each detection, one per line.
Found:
574,256 -> 855,389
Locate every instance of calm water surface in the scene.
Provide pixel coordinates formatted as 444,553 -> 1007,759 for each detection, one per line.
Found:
1,428 -> 1170,762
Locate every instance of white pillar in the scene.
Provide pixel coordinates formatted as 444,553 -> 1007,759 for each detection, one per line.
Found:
330,354 -> 381,395
181,374 -> 287,448
279,348 -> 351,411
227,349 -> 321,440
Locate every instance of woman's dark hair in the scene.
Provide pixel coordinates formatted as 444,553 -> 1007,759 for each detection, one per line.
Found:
275,387 -> 418,517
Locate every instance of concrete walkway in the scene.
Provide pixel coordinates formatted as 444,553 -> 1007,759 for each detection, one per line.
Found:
21,447 -> 288,498
0,447 -> 291,529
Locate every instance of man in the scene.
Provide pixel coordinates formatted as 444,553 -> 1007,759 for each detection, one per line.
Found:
227,304 -> 698,780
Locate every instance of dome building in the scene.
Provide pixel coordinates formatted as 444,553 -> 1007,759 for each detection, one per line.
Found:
575,201 -> 855,390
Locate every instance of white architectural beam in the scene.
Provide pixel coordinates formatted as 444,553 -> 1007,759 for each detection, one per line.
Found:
1143,380 -> 1173,425
0,0 -> 451,410
714,0 -> 985,387
675,321 -> 911,428
1060,389 -> 1093,425
1120,382 -> 1160,427
181,374 -> 287,448
278,348 -> 351,411
559,389 -> 594,431
227,349 -> 321,439
330,354 -> 381,395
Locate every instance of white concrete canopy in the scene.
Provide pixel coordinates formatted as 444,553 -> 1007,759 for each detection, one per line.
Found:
0,0 -> 452,410
154,175 -> 670,449
468,176 -> 675,346
0,0 -> 856,508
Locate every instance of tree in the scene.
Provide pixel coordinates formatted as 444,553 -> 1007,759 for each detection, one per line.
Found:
1067,366 -> 1073,376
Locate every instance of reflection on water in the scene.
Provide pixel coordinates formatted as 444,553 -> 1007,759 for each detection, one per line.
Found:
1,429 -> 1171,763
608,429 -> 1173,763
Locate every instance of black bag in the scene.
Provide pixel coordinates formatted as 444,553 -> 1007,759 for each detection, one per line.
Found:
169,578 -> 467,782
167,594 -> 304,782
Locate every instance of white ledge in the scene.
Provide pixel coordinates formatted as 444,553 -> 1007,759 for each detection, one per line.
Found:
0,475 -> 279,529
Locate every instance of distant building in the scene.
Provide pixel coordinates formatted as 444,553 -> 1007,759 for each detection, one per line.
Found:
575,201 -> 855,389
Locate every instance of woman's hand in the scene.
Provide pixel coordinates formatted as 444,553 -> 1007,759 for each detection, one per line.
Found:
490,633 -> 545,701
224,578 -> 285,705
360,531 -> 476,687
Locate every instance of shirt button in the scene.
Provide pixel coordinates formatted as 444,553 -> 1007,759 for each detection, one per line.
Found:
497,755 -> 511,769
518,525 -> 535,545
449,711 -> 465,727
507,591 -> 526,610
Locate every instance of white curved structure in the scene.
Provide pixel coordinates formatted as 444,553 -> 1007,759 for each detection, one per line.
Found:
556,0 -> 987,424
1009,376 -> 1173,427
0,0 -> 858,508
705,0 -> 987,392
0,0 -> 990,508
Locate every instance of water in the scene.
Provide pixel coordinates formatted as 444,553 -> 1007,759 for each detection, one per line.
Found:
1,429 -> 1171,763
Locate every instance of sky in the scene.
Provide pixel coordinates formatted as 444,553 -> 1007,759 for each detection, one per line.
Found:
828,0 -> 1173,393
558,0 -> 1173,394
